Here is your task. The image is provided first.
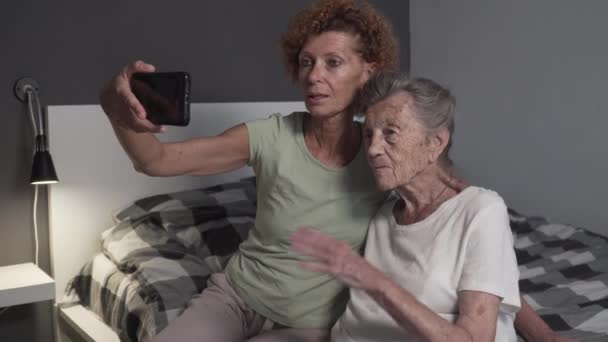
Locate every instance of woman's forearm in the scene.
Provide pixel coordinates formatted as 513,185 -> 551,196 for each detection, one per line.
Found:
368,277 -> 474,342
110,120 -> 165,175
110,120 -> 251,177
515,295 -> 559,342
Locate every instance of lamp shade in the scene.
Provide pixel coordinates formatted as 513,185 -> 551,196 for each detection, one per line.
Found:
30,150 -> 58,184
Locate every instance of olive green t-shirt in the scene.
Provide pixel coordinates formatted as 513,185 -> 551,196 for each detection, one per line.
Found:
224,112 -> 385,328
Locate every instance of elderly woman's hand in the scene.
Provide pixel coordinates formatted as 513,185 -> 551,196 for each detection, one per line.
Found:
290,227 -> 387,291
99,60 -> 165,133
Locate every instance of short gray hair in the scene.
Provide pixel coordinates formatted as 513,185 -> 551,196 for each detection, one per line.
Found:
354,72 -> 456,167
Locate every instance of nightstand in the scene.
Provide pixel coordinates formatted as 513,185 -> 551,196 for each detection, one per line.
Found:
0,262 -> 55,307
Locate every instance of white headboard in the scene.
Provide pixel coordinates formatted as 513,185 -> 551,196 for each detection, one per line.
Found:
47,102 -> 305,302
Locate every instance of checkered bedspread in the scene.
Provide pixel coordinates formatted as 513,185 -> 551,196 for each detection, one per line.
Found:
65,179 -> 608,341
510,210 -> 608,341
65,178 -> 257,341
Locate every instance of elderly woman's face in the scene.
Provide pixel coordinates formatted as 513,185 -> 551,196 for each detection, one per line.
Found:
298,31 -> 374,118
363,92 -> 435,191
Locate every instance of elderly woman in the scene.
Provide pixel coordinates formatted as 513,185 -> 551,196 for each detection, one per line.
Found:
291,73 -> 523,342
100,0 -> 567,341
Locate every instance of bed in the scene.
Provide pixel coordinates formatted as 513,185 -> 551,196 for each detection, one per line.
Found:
47,103 -> 608,341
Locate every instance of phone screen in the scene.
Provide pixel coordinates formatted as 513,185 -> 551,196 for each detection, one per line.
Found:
131,72 -> 190,126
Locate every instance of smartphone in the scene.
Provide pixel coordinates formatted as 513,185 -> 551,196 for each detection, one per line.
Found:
130,72 -> 191,126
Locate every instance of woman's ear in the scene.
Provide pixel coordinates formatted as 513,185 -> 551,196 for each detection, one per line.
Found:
366,63 -> 377,77
428,128 -> 450,161
361,62 -> 377,83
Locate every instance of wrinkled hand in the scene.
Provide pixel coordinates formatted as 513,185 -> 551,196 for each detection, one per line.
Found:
99,60 -> 165,133
290,227 -> 386,291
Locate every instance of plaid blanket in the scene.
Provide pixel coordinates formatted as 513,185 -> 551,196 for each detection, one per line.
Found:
66,178 -> 257,341
510,209 -> 608,341
66,180 -> 608,341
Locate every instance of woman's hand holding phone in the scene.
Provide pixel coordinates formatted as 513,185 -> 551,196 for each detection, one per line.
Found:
130,71 -> 191,126
99,60 -> 166,133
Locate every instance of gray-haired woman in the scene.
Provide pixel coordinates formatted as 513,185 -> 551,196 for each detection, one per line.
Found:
291,73 -> 575,342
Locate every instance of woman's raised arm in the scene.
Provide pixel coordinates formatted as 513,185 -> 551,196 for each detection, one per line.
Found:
99,60 -> 250,177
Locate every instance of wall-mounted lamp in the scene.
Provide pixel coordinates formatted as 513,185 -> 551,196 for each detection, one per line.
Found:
14,77 -> 58,184
13,77 -> 58,267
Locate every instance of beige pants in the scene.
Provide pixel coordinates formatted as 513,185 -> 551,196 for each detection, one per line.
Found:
152,273 -> 329,342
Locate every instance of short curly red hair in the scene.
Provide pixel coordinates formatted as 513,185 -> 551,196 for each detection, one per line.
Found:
280,0 -> 399,81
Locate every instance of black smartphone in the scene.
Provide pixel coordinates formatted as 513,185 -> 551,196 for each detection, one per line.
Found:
130,72 -> 191,126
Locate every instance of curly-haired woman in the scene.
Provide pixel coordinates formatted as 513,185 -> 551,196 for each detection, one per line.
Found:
99,1 -> 568,341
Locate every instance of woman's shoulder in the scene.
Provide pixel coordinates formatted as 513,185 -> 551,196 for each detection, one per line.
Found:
247,111 -> 302,125
453,186 -> 507,215
246,111 -> 306,137
264,110 -> 305,120
449,187 -> 512,240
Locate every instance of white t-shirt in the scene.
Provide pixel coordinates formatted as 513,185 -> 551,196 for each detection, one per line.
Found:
332,186 -> 521,342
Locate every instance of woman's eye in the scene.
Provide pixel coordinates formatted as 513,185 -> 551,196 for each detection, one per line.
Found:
299,58 -> 312,67
384,130 -> 398,142
327,59 -> 342,67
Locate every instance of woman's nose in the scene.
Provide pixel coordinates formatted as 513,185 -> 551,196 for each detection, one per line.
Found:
367,134 -> 383,157
307,63 -> 323,84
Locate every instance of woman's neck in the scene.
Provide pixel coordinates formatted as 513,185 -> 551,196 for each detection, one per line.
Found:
393,167 -> 461,225
303,112 -> 361,168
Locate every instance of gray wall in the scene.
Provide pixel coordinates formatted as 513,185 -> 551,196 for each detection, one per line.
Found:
0,1 -> 409,340
410,1 -> 607,235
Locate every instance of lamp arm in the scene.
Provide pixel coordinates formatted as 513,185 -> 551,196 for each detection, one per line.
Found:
33,89 -> 45,137
25,86 -> 46,137
25,87 -> 39,137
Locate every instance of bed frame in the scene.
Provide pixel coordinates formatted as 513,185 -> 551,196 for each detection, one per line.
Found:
47,102 -> 305,341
